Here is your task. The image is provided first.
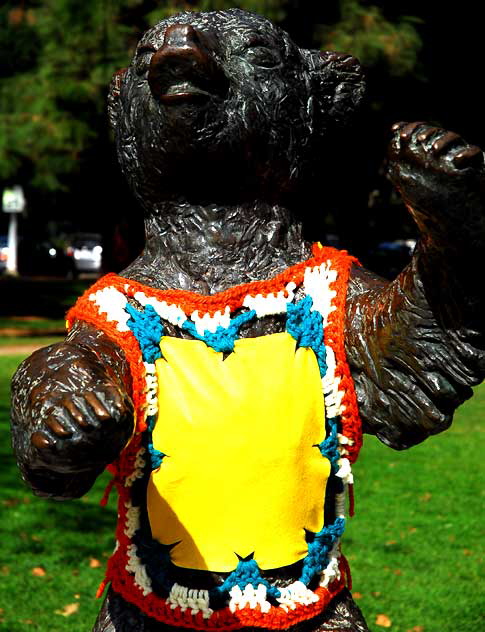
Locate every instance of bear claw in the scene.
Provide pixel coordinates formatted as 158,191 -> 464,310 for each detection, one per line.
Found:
452,145 -> 483,169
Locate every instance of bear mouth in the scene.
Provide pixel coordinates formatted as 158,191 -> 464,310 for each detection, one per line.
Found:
160,81 -> 215,104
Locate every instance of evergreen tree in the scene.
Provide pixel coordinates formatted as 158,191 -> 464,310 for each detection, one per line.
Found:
318,0 -> 421,77
0,0 -> 133,190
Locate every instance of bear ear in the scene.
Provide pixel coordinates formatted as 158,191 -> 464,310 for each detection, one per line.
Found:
107,68 -> 127,130
302,49 -> 366,130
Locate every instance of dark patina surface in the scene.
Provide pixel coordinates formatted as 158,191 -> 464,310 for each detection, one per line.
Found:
10,8 -> 485,631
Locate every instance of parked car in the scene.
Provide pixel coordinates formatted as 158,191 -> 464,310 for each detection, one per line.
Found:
366,239 -> 416,279
66,233 -> 102,274
17,237 -> 75,277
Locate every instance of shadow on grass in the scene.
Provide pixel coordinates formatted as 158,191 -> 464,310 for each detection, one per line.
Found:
1,420 -> 117,567
1,355 -> 118,574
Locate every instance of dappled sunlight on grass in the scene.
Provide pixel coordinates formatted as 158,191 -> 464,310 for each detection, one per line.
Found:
0,354 -> 116,630
0,354 -> 483,631
346,383 -> 485,631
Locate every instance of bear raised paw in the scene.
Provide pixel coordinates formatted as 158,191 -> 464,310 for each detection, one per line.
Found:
10,9 -> 485,632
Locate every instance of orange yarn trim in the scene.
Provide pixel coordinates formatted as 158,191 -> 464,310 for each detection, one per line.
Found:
68,244 -> 342,317
322,244 -> 363,463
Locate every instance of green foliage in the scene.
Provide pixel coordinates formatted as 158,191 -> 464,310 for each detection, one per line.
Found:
0,277 -> 92,318
143,0 -> 189,23
0,0 -> 134,190
0,4 -> 40,77
318,1 -> 422,76
145,1 -> 287,36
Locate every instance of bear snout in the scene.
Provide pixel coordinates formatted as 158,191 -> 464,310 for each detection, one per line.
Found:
147,23 -> 228,104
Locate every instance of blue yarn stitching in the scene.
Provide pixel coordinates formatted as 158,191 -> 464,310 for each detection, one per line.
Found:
124,291 -> 346,598
133,533 -> 177,595
316,416 -> 340,473
209,556 -> 281,601
299,517 -> 346,585
147,414 -> 165,469
286,296 -> 327,375
126,303 -> 165,470
287,295 -> 346,585
182,309 -> 257,353
126,304 -> 164,364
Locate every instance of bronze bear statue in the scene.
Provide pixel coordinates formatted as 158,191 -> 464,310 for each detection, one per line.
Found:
10,9 -> 485,632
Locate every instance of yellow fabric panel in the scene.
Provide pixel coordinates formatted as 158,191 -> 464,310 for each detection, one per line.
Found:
147,332 -> 329,572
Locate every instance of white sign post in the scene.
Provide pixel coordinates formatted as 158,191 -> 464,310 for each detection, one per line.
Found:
2,186 -> 25,276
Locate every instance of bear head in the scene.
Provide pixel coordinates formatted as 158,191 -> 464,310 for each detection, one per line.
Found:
108,9 -> 365,214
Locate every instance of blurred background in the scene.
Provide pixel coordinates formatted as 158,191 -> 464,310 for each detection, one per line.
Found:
1,0 -> 484,291
1,4 -> 484,631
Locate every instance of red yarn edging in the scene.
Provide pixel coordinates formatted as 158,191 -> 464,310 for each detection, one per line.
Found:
103,564 -> 346,630
320,244 -> 363,463
68,244 -> 339,318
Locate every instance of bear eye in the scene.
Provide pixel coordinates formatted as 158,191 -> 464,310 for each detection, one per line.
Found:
242,45 -> 281,69
135,45 -> 156,76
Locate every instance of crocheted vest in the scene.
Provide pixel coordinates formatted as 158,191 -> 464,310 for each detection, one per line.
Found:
67,244 -> 362,630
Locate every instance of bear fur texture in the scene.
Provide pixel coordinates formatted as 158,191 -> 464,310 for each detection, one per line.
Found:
10,9 -> 485,631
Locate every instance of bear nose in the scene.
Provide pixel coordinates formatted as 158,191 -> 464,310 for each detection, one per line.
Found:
148,23 -> 227,102
157,23 -> 209,66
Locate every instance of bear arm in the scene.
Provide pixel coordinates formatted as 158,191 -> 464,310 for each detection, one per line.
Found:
345,251 -> 485,450
10,322 -> 133,499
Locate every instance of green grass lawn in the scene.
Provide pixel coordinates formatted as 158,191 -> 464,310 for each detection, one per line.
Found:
0,317 -> 66,334
0,354 -> 116,631
0,351 -> 483,631
346,394 -> 484,631
0,337 -> 63,348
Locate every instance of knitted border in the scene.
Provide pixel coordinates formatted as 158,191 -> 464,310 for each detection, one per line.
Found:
67,245 -> 362,629
68,245 -> 350,317
319,244 -> 362,463
107,565 -> 346,631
